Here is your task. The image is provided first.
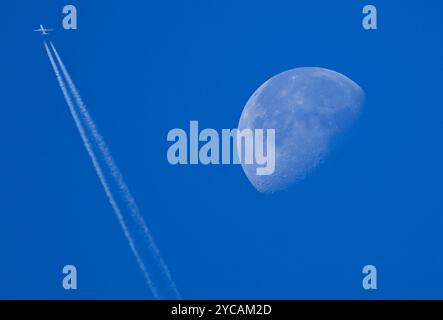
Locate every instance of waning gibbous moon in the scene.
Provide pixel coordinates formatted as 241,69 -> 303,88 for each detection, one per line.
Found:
238,67 -> 365,193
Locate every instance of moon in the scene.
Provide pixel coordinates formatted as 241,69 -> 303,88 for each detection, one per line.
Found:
238,67 -> 365,193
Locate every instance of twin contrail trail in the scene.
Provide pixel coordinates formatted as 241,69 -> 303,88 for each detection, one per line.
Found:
44,41 -> 180,299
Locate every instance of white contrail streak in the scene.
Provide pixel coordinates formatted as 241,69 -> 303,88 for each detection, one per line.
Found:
44,41 -> 180,299
49,42 -> 175,274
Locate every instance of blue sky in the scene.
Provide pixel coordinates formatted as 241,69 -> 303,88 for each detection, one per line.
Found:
3,0 -> 443,299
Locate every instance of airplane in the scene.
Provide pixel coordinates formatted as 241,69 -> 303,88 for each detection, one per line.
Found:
34,24 -> 53,35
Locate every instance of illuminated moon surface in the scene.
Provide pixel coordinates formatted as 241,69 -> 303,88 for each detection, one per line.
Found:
238,67 -> 365,193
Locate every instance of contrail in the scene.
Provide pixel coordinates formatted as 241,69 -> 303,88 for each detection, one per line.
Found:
44,41 -> 180,299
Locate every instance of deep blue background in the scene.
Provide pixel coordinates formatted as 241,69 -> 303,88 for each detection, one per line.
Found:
3,0 -> 443,299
